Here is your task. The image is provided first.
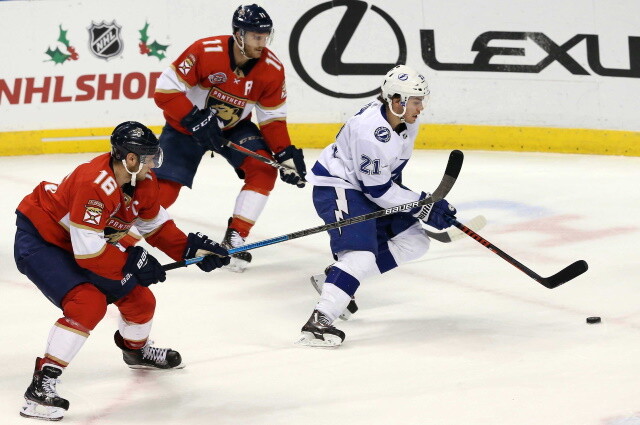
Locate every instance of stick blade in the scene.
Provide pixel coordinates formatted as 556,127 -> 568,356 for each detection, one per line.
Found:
541,260 -> 589,289
427,215 -> 487,243
447,215 -> 487,241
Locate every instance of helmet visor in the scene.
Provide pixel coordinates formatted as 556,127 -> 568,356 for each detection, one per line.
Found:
139,148 -> 163,169
240,28 -> 274,46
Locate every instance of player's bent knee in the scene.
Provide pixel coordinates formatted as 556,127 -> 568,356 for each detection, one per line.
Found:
389,232 -> 430,264
115,285 -> 156,324
61,283 -> 108,330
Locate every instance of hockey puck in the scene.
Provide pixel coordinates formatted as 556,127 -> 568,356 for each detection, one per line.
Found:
586,316 -> 601,324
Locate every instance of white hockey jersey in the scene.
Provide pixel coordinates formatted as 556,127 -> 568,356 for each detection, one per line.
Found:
307,100 -> 422,209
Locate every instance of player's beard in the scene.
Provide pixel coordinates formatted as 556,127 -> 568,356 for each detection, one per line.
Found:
247,47 -> 263,59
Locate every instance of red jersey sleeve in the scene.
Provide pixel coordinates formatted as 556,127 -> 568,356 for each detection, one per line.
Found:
254,53 -> 292,153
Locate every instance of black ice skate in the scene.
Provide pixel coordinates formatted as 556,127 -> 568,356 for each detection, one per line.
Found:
310,265 -> 359,320
221,218 -> 252,273
296,310 -> 345,348
114,331 -> 185,370
20,357 -> 69,421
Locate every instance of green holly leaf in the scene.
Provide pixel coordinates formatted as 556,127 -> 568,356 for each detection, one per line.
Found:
46,47 -> 70,64
148,40 -> 169,60
57,25 -> 70,47
139,22 -> 149,44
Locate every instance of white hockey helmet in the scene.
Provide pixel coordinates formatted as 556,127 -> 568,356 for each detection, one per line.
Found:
380,65 -> 429,118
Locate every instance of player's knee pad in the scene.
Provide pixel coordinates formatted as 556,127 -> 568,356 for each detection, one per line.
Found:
114,285 -> 156,324
157,179 -> 183,209
240,152 -> 277,194
388,225 -> 430,264
61,283 -> 108,330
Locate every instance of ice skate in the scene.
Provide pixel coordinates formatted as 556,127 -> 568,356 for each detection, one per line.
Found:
20,357 -> 69,421
310,266 -> 359,320
114,331 -> 185,370
296,310 -> 345,348
221,219 -> 252,273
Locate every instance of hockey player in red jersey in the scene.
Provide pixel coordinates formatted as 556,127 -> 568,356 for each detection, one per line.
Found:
14,122 -> 230,421
154,3 -> 306,273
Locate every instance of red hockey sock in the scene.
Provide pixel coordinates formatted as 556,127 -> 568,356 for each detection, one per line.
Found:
230,216 -> 253,238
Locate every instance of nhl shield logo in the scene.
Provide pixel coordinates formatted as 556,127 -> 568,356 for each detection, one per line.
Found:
88,21 -> 123,60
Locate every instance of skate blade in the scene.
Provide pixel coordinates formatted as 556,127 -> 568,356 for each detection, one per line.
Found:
127,362 -> 186,370
224,258 -> 249,273
309,274 -> 324,294
295,332 -> 343,348
20,398 -> 65,421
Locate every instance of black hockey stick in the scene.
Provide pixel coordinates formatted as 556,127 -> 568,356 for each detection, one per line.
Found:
225,140 -> 295,175
162,150 -> 464,271
450,219 -> 588,288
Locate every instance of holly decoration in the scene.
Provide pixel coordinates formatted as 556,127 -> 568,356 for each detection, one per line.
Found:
138,22 -> 169,60
45,25 -> 78,64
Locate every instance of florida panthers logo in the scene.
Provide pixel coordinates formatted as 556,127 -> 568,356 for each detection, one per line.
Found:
207,87 -> 247,129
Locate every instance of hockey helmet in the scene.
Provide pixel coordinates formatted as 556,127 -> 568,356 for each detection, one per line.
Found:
110,121 -> 163,168
380,65 -> 429,104
380,65 -> 429,119
232,4 -> 273,34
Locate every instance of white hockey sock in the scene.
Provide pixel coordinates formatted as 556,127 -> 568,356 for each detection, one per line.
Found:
316,283 -> 352,323
118,315 -> 152,349
45,318 -> 89,366
233,190 -> 269,224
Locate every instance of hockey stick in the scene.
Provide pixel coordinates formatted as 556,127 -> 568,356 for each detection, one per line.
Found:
426,215 -> 487,242
162,150 -> 464,271
450,218 -> 588,289
225,140 -> 294,174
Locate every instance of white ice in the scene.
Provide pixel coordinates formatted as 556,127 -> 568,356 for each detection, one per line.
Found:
1,149 -> 639,425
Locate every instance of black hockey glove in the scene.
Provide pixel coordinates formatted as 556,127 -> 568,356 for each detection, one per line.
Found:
274,145 -> 307,188
180,106 -> 224,152
124,246 -> 166,286
411,192 -> 457,230
183,232 -> 230,272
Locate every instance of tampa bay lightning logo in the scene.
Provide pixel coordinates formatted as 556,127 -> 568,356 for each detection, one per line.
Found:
398,73 -> 409,81
374,126 -> 391,143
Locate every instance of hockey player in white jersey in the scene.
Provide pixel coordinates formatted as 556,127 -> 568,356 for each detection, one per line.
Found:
296,65 -> 458,347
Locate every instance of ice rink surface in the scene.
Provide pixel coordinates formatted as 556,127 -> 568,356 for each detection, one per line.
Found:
0,149 -> 639,425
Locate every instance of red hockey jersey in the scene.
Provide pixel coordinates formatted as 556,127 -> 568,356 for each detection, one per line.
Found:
17,153 -> 188,280
154,35 -> 292,153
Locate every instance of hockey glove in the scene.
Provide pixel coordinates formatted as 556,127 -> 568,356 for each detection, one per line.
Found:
412,192 -> 457,230
183,232 -> 230,272
274,145 -> 307,188
180,106 -> 224,152
124,246 -> 166,286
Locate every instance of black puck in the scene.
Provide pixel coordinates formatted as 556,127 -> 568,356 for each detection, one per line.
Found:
586,316 -> 601,324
